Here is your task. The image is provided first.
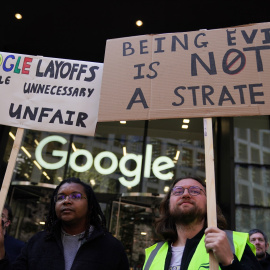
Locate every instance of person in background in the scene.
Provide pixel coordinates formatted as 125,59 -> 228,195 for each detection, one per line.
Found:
143,176 -> 262,270
1,204 -> 25,263
0,177 -> 129,270
249,228 -> 270,270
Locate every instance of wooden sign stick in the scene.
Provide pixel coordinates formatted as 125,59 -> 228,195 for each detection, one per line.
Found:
203,118 -> 218,270
0,128 -> 24,214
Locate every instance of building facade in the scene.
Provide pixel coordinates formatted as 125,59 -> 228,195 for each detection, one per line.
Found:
0,115 -> 269,267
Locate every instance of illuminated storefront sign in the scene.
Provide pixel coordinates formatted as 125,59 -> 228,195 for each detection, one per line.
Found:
35,135 -> 175,187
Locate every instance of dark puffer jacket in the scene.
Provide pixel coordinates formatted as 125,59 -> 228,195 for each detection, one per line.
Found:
0,226 -> 129,270
4,234 -> 25,263
259,252 -> 270,270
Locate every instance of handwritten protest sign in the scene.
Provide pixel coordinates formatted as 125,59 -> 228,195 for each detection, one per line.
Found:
99,23 -> 270,270
99,22 -> 270,121
0,52 -> 103,136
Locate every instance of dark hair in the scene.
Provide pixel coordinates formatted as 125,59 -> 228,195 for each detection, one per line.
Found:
155,176 -> 227,242
4,204 -> 13,222
249,228 -> 268,244
45,177 -> 106,239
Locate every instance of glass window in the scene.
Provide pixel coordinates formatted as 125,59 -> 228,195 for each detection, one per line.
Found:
238,143 -> 248,162
237,165 -> 248,181
146,118 -> 205,191
235,207 -> 251,232
251,167 -> 262,185
7,118 -> 205,193
4,117 -> 205,252
236,207 -> 270,237
238,129 -> 247,140
251,130 -> 259,144
263,132 -> 270,148
234,116 -> 270,239
251,148 -> 260,164
265,169 -> 270,188
263,151 -> 270,165
253,188 -> 263,206
237,184 -> 249,204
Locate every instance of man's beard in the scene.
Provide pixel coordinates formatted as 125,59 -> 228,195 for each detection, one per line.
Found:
256,250 -> 266,259
170,202 -> 206,225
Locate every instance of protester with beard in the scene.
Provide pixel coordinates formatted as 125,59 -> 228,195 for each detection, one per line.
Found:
249,229 -> 270,269
143,176 -> 261,270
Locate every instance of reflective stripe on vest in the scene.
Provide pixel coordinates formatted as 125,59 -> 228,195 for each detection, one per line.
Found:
143,241 -> 168,270
143,231 -> 253,270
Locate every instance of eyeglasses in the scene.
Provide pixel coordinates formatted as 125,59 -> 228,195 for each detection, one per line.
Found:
171,186 -> 206,196
54,192 -> 87,203
250,237 -> 265,243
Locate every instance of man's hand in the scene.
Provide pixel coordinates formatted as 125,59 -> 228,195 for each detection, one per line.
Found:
204,227 -> 234,266
0,219 -> 5,260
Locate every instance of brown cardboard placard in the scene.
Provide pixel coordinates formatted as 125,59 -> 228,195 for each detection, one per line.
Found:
99,22 -> 270,122
96,23 -> 270,270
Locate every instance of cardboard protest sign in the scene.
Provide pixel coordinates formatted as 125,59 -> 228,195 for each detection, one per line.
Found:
99,23 -> 270,270
99,22 -> 270,121
0,52 -> 103,136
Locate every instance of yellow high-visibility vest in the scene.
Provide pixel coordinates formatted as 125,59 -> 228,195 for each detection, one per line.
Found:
143,231 -> 255,270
